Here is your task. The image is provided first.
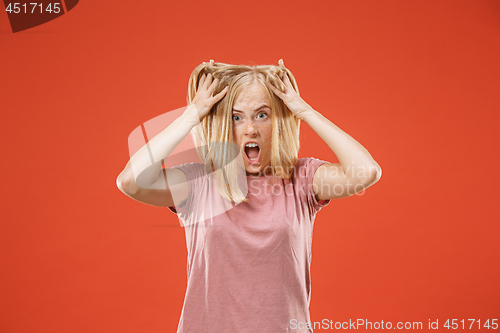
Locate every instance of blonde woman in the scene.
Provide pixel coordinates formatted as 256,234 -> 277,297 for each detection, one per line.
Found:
117,60 -> 382,332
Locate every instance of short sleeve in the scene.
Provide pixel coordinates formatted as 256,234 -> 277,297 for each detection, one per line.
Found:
167,162 -> 207,218
296,157 -> 332,214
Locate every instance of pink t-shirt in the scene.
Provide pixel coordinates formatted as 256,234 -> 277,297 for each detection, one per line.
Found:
168,157 -> 331,333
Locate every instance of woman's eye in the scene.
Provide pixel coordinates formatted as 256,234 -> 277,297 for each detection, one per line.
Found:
258,113 -> 267,119
232,115 -> 240,121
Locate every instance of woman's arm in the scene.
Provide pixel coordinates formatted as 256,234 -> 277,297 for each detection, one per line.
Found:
302,110 -> 382,199
267,72 -> 382,200
116,107 -> 200,207
117,73 -> 228,207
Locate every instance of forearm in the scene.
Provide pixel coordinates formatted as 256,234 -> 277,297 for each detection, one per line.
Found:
303,109 -> 381,180
118,105 -> 200,188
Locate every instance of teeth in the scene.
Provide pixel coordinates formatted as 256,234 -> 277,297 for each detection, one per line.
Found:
245,143 -> 258,148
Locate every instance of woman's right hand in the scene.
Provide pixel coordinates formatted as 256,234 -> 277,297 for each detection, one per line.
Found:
190,72 -> 229,122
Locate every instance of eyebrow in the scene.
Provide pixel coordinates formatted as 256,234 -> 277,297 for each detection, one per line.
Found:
232,105 -> 271,113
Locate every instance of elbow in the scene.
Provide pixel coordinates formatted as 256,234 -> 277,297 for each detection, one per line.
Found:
116,173 -> 135,195
372,165 -> 382,183
116,162 -> 126,190
359,164 -> 382,188
116,174 -> 127,193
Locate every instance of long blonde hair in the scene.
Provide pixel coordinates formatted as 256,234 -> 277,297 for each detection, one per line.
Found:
187,61 -> 301,204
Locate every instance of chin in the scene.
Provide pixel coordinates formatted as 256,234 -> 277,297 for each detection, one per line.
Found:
244,162 -> 270,176
243,163 -> 258,173
245,167 -> 260,175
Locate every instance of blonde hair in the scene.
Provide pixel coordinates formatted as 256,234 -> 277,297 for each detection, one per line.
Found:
187,60 -> 301,204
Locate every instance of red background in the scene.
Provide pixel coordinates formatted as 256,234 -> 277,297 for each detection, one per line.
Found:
1,1 -> 499,332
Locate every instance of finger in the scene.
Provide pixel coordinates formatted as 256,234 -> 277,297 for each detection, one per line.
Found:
203,73 -> 213,89
283,72 -> 293,88
198,74 -> 206,91
267,80 -> 281,93
208,77 -> 220,94
267,81 -> 285,98
276,76 -> 287,93
210,59 -> 214,65
213,86 -> 229,102
274,73 -> 287,91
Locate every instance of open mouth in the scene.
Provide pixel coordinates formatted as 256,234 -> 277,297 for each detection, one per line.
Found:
244,142 -> 260,164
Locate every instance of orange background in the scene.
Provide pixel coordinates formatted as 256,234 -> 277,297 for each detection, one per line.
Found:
1,1 -> 499,332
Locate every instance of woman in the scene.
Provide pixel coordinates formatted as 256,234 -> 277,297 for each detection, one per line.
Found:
117,60 -> 382,332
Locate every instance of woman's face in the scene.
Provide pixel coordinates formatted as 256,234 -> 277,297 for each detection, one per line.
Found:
232,81 -> 273,176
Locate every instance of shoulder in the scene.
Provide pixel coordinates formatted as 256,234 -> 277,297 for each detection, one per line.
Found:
172,162 -> 207,181
167,162 -> 208,216
293,157 -> 331,179
292,157 -> 333,212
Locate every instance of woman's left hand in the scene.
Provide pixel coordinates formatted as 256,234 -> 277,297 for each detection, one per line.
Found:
266,72 -> 314,121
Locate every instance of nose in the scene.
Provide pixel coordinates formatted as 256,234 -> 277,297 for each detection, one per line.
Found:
244,119 -> 259,136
